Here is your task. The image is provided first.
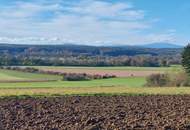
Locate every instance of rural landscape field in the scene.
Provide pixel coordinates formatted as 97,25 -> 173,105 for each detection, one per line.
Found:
0,65 -> 185,96
0,0 -> 190,130
1,64 -> 190,129
1,65 -> 190,129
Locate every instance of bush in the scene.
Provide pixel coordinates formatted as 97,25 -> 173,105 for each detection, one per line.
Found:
1,66 -> 39,73
170,72 -> 190,87
102,74 -> 116,79
146,73 -> 170,87
63,73 -> 90,81
146,72 -> 190,87
93,74 -> 103,79
62,73 -> 116,81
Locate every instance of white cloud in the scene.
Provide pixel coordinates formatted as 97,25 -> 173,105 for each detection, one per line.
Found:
0,0 -> 181,45
66,1 -> 144,20
0,2 -> 60,19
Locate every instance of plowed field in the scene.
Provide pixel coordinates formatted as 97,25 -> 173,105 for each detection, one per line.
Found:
39,68 -> 163,77
0,96 -> 190,130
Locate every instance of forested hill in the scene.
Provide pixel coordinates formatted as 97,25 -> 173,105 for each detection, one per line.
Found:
0,44 -> 182,57
0,44 -> 183,67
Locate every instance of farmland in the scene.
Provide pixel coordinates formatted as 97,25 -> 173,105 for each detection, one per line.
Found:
1,96 -> 190,129
0,61 -> 189,130
35,65 -> 181,71
34,65 -> 181,77
0,0 -> 189,129
0,65 -> 186,97
1,65 -> 190,129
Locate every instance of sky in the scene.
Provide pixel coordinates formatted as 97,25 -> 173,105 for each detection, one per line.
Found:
0,0 -> 189,45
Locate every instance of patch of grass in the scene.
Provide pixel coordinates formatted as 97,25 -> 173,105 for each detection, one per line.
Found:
1,86 -> 190,97
0,70 -> 24,80
0,69 -> 62,80
0,77 -> 146,88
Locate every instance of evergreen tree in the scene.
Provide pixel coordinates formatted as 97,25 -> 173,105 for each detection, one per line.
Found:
182,44 -> 190,75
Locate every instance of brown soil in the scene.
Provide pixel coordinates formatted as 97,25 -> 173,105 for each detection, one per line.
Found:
41,68 -> 162,77
0,96 -> 190,130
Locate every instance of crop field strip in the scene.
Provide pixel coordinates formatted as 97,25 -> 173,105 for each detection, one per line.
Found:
34,65 -> 181,71
1,86 -> 190,97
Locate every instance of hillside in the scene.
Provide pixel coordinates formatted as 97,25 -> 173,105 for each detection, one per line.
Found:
0,43 -> 182,67
0,43 -> 182,56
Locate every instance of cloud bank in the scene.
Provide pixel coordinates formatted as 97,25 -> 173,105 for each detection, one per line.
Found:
0,0 -> 180,45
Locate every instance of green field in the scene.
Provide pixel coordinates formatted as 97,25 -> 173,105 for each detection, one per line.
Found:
0,69 -> 62,81
0,68 -> 146,89
0,66 -> 189,97
0,77 -> 146,89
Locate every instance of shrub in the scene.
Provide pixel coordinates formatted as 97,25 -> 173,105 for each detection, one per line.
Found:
170,72 -> 190,87
146,73 -> 170,87
102,74 -> 116,79
63,73 -> 90,81
1,66 -> 39,73
146,72 -> 190,87
62,73 -> 116,81
23,67 -> 39,73
93,74 -> 103,79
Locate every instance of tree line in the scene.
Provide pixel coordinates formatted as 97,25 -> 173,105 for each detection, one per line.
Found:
0,55 -> 181,67
0,44 -> 182,67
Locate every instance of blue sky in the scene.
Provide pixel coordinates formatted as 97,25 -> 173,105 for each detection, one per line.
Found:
0,0 -> 189,45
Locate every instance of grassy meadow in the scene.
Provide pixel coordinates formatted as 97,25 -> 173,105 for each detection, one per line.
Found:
0,65 -> 188,97
1,87 -> 190,97
0,69 -> 62,81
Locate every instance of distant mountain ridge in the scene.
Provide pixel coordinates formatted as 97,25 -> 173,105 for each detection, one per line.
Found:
0,42 -> 184,49
141,42 -> 183,49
